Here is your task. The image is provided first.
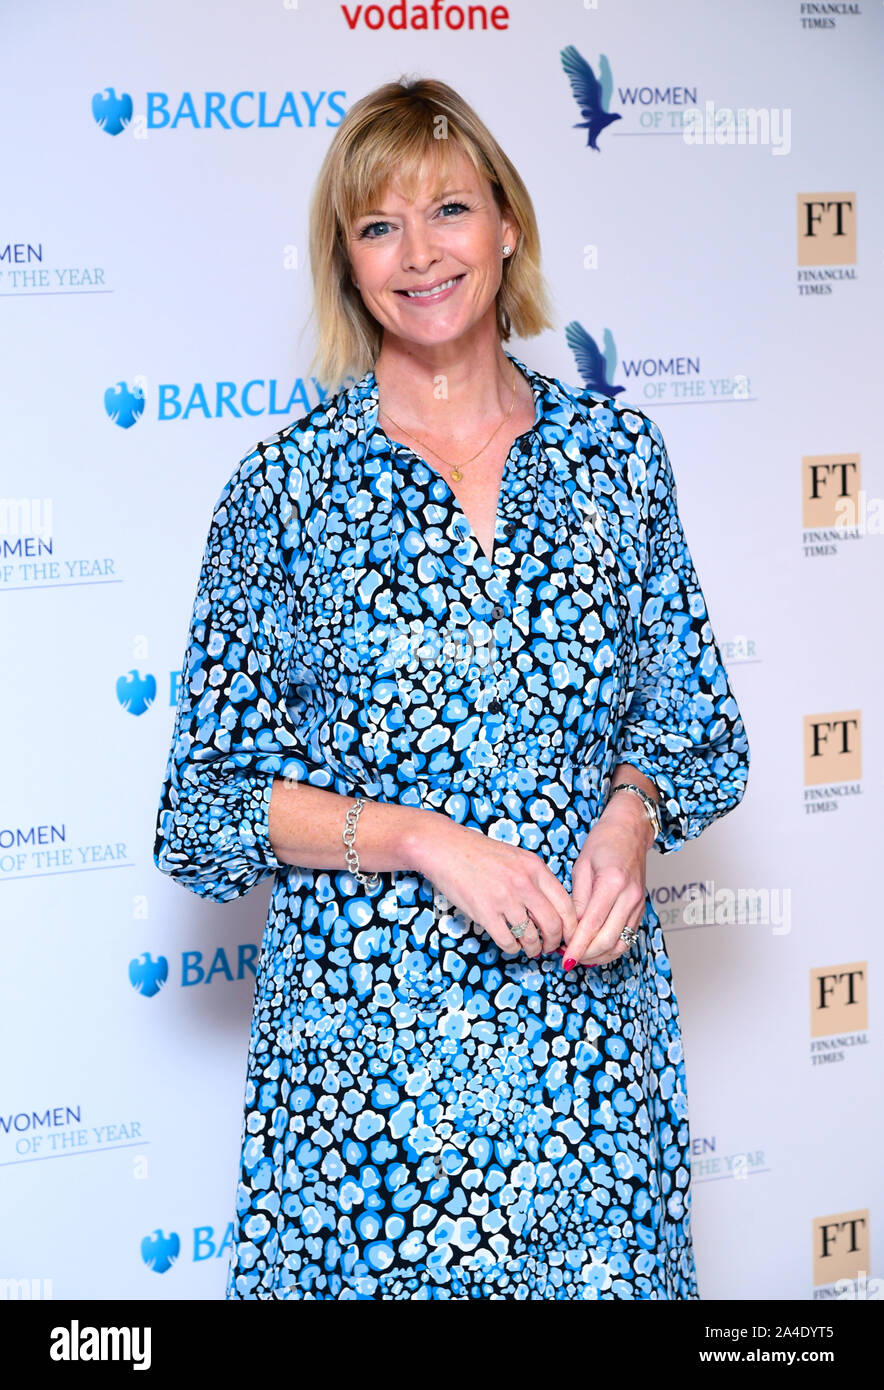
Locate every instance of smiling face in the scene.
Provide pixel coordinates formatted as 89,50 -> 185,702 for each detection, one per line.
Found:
346,145 -> 519,353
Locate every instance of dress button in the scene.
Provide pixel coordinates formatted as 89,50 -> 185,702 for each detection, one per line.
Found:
503,522 -> 517,538
491,604 -> 505,619
488,697 -> 502,714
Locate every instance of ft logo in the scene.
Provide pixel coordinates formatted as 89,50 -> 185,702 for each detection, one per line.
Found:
804,711 -> 861,780
810,963 -> 867,1037
802,453 -> 861,537
797,193 -> 856,266
809,962 -> 869,1066
803,711 -> 861,814
812,1210 -> 874,1297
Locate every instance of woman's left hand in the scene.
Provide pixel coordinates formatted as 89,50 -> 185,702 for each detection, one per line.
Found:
560,794 -> 654,969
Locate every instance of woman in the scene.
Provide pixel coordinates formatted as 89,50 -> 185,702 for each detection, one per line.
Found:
154,76 -> 749,1300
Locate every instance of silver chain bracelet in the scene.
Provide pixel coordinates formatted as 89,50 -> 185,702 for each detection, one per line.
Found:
342,797 -> 381,889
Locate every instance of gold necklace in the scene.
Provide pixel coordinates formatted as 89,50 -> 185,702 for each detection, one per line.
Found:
378,360 -> 517,482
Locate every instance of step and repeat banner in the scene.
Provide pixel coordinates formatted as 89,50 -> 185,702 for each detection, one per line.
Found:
1,0 -> 881,1301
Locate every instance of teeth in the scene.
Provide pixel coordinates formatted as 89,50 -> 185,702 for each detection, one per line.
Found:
404,277 -> 459,298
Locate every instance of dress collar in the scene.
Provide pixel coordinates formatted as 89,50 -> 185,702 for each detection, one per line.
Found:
335,348 -> 618,563
349,348 -> 578,448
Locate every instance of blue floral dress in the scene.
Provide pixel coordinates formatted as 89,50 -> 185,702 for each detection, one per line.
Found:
154,349 -> 749,1300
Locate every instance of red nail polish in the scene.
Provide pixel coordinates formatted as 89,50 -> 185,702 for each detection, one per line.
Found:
562,957 -> 576,971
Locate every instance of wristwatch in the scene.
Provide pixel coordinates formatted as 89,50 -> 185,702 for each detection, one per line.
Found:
607,782 -> 662,840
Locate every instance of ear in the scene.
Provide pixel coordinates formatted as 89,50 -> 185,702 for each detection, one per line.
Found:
500,205 -> 520,256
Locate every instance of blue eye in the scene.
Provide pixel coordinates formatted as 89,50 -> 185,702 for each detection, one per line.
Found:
357,202 -> 469,240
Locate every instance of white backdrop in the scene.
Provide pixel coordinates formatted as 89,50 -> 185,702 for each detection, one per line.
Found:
1,0 -> 881,1300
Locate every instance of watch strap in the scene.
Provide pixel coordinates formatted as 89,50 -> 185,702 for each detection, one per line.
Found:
608,782 -> 662,839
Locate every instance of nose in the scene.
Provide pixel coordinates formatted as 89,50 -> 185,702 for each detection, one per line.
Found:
400,216 -> 439,272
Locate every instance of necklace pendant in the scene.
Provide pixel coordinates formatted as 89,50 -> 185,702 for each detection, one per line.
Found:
451,466 -> 462,482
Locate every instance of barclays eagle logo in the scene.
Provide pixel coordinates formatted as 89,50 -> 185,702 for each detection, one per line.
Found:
561,47 -> 621,151
565,321 -> 624,398
141,1229 -> 179,1273
105,381 -> 145,428
91,87 -> 133,136
129,953 -> 168,998
117,669 -> 156,715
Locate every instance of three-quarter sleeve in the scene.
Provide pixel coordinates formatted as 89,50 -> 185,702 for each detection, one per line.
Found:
611,423 -> 750,855
153,444 -> 330,903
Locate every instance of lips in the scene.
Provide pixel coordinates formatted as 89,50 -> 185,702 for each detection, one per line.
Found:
394,274 -> 465,298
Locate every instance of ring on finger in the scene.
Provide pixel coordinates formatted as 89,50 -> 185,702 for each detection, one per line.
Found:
507,913 -> 534,941
588,924 -> 641,966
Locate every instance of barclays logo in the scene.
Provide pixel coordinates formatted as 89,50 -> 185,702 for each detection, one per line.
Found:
103,377 -> 326,423
115,671 -> 185,717
105,381 -> 145,428
158,377 -> 324,420
116,670 -> 156,716
129,946 -> 259,992
141,1226 -> 233,1272
141,1229 -> 179,1274
92,86 -> 346,134
91,87 -> 133,135
129,953 -> 167,998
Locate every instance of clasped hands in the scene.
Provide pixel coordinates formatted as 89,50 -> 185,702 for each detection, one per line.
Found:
412,788 -> 655,971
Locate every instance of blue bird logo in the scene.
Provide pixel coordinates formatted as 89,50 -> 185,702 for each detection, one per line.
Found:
561,47 -> 621,151
141,1229 -> 180,1273
129,953 -> 169,998
116,669 -> 156,715
91,87 -> 133,136
565,321 -> 624,398
104,381 -> 145,429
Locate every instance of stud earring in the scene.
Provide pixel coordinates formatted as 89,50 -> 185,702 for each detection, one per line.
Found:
502,244 -> 511,255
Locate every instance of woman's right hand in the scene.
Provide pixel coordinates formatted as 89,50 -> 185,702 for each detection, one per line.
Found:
405,812 -> 577,959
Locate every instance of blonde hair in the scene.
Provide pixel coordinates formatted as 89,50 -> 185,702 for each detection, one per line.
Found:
304,75 -> 556,395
